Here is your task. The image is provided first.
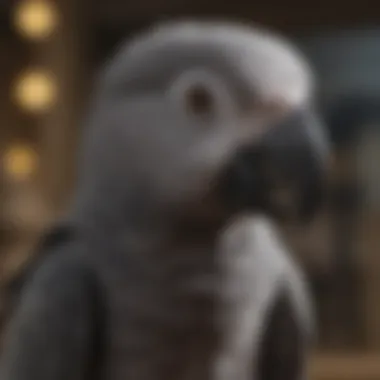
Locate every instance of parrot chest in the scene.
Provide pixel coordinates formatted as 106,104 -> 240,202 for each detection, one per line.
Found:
93,232 -> 280,380
95,242 -> 221,380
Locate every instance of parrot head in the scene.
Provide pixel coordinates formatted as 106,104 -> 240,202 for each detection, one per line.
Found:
74,21 -> 330,229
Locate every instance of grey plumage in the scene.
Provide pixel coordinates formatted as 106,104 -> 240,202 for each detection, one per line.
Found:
0,20 -> 328,380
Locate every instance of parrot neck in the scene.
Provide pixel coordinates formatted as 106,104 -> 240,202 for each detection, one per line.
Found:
67,176 -> 232,251
68,185 -> 164,241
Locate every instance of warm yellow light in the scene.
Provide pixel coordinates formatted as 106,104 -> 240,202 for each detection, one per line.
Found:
13,70 -> 57,113
3,145 -> 39,181
13,0 -> 59,41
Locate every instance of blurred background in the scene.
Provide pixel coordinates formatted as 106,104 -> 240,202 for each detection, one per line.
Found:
1,0 -> 380,379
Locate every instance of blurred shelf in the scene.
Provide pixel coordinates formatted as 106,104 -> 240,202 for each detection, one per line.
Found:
311,352 -> 380,380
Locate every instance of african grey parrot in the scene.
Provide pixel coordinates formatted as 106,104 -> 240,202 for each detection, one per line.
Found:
0,20 -> 329,380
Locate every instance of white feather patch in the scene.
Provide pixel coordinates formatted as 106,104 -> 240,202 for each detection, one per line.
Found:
213,214 -> 313,380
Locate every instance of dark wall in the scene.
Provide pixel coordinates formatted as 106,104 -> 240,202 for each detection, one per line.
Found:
87,0 -> 380,66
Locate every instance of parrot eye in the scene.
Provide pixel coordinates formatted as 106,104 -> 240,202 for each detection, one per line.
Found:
184,84 -> 215,118
167,68 -> 236,125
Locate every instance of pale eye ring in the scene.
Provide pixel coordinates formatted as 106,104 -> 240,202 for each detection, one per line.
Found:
167,68 -> 238,125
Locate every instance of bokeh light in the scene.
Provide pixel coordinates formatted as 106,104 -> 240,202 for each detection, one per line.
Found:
12,70 -> 57,114
3,144 -> 39,181
13,0 -> 59,41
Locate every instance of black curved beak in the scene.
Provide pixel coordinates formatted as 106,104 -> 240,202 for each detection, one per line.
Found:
220,109 -> 330,222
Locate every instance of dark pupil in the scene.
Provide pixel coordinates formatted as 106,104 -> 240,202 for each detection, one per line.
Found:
186,85 -> 214,116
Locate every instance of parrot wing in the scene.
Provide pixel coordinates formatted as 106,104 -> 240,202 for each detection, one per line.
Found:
0,236 -> 106,380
